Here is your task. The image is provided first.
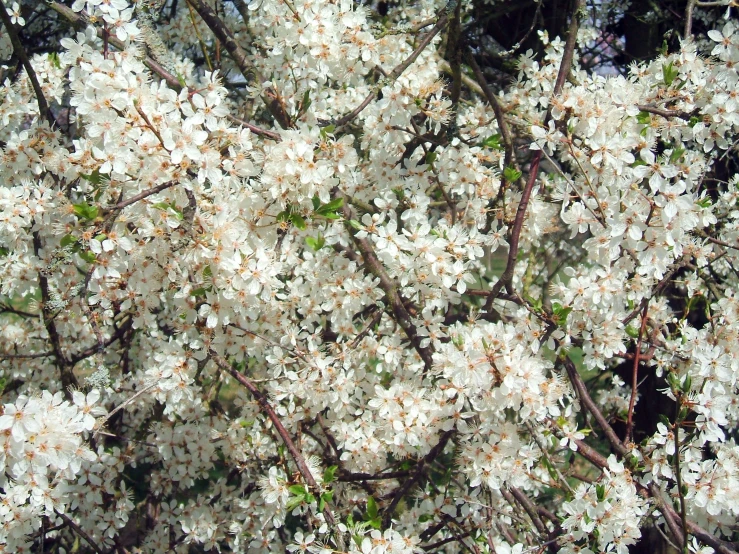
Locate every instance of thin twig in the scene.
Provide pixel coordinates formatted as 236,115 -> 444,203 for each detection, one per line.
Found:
485,0 -> 585,310
382,429 -> 455,528
104,181 -> 178,212
563,356 -> 629,457
341,201 -> 435,370
0,5 -> 56,127
637,104 -> 694,121
208,351 -> 343,547
55,511 -> 105,554
93,381 -> 160,438
625,302 -> 649,443
333,11 -> 450,128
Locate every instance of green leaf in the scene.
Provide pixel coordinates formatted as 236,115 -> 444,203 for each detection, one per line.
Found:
288,484 -> 307,496
503,166 -> 522,183
425,151 -> 437,166
301,89 -> 311,113
551,302 -> 572,326
73,202 -> 99,221
662,61 -> 678,86
682,374 -> 692,394
312,195 -> 321,211
306,235 -> 325,251
366,496 -> 378,520
596,483 -> 606,502
314,198 -> 344,220
60,234 -> 78,248
636,111 -> 651,125
541,456 -> 558,481
697,197 -> 712,209
320,490 -> 334,507
286,495 -> 306,511
320,124 -> 336,139
152,202 -> 184,220
319,197 -> 344,213
368,518 -> 382,529
323,465 -> 338,484
73,202 -> 98,220
625,325 -> 640,339
49,52 -> 62,69
347,219 -> 362,230
669,147 -> 685,163
0,247 -> 9,257
190,287 -> 208,298
289,212 -> 307,230
80,169 -> 109,186
480,133 -> 503,150
78,250 -> 97,263
203,265 -> 212,278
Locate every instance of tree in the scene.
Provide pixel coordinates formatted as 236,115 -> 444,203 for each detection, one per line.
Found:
0,0 -> 738,552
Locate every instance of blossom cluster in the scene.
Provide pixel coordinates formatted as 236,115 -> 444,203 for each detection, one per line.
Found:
0,0 -> 738,552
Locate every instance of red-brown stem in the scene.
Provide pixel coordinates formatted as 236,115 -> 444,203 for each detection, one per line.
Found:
333,12 -> 449,128
209,352 -> 339,530
485,151 -> 542,310
104,181 -> 177,212
564,357 -> 629,457
485,0 -> 584,311
341,202 -> 435,370
56,511 -> 105,554
626,302 -> 649,442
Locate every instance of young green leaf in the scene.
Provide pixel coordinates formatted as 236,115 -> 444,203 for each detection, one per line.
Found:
73,202 -> 99,221
480,133 -> 503,150
503,166 -> 522,183
323,465 -> 338,484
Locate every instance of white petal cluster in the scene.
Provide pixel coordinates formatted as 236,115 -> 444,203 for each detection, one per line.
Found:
1,0 -> 739,552
0,391 -> 101,550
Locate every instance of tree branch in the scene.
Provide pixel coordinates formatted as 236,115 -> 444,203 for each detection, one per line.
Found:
209,351 -> 343,546
485,0 -> 585,310
341,202 -> 435,371
563,356 -> 629,457
0,5 -> 55,127
332,10 -> 450,128
382,429 -> 455,528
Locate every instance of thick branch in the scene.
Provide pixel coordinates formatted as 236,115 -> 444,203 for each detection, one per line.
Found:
485,0 -> 585,310
341,203 -> 435,370
563,356 -> 629,457
209,352 -> 341,536
382,429 -> 455,528
0,6 -> 55,127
